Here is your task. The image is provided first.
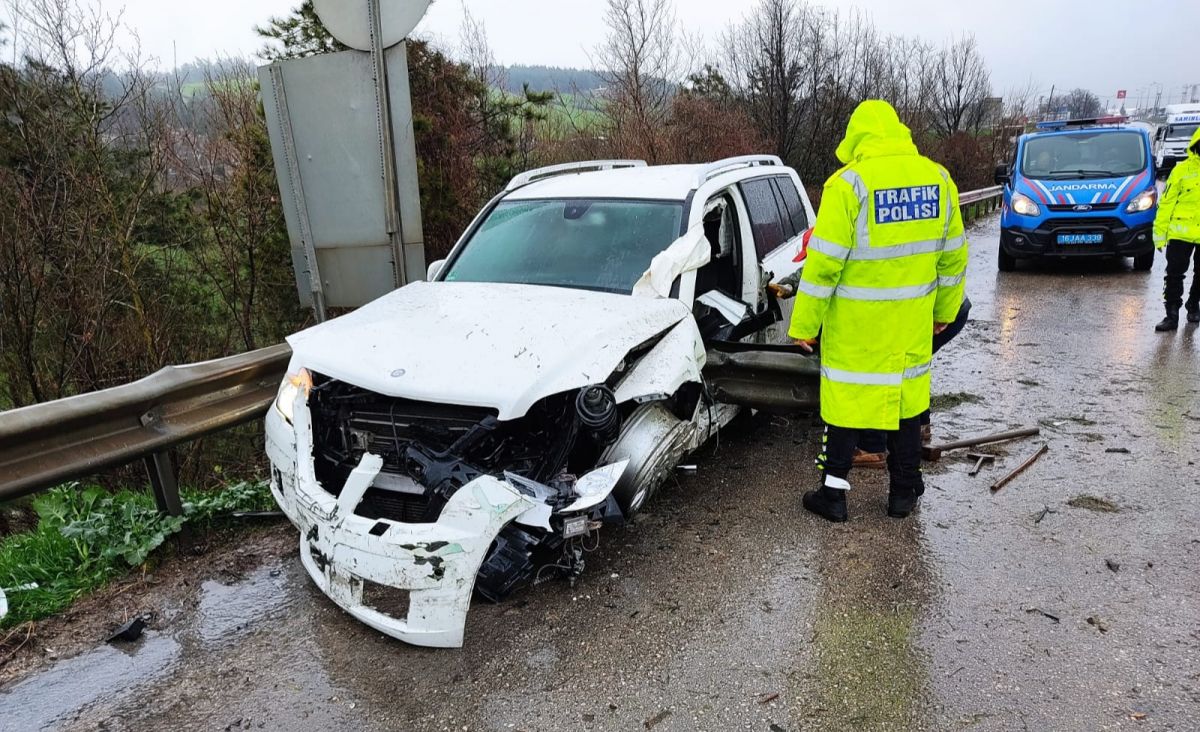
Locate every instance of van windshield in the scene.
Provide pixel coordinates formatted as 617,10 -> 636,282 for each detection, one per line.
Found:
1166,123 -> 1198,141
442,199 -> 684,294
1021,131 -> 1146,179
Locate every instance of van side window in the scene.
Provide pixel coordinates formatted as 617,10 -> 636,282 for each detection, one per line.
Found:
740,178 -> 786,258
773,176 -> 809,234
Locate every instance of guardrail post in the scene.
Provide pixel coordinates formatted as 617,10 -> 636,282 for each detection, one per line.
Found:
145,451 -> 183,516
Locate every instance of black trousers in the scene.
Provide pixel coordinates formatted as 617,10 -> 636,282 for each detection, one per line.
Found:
820,416 -> 925,495
1163,240 -> 1200,314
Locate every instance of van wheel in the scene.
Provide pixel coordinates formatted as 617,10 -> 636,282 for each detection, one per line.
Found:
1133,252 -> 1154,272
997,247 -> 1017,272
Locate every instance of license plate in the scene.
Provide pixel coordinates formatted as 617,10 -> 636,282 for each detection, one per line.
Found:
1057,233 -> 1104,245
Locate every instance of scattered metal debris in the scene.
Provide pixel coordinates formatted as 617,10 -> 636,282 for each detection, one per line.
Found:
1033,505 -> 1056,525
1025,607 -> 1061,623
758,692 -> 780,704
923,426 -> 1040,461
1104,447 -> 1131,454
990,444 -> 1050,493
1105,559 -> 1121,573
1086,615 -> 1110,633
966,452 -> 995,476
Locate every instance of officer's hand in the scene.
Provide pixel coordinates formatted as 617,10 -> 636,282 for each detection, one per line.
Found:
768,283 -> 794,299
793,338 -> 817,353
934,322 -> 949,335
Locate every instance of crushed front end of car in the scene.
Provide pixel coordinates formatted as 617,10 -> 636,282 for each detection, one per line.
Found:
266,372 -> 629,648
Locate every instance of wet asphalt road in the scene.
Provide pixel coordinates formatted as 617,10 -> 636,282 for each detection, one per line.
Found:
3,214 -> 1199,731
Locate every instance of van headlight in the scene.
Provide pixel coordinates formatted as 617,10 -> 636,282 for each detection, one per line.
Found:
274,368 -> 312,424
1125,189 -> 1157,213
1011,192 -> 1041,216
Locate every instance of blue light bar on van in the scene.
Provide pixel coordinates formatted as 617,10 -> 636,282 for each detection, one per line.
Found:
1035,115 -> 1129,130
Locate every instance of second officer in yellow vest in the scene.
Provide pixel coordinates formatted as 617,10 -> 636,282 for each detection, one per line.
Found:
790,100 -> 968,522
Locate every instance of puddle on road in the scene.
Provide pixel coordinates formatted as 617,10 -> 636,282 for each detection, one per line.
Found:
0,560 -> 293,730
0,635 -> 180,730
195,563 -> 291,644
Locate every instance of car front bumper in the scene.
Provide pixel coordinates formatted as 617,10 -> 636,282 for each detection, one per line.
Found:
265,403 -> 538,648
1001,220 -> 1154,258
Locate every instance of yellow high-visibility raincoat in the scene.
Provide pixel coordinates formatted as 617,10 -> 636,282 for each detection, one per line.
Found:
789,100 -> 968,431
1154,126 -> 1200,248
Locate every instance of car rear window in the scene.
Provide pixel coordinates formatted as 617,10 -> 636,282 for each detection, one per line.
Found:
441,199 -> 684,294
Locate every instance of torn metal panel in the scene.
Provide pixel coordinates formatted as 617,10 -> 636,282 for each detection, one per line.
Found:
613,319 -> 706,405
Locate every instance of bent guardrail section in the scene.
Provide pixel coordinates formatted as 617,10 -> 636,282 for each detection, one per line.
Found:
0,344 -> 291,514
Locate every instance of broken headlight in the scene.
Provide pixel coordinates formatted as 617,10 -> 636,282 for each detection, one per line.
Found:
274,368 -> 313,424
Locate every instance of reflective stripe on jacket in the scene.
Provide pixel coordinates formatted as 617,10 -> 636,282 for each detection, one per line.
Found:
1154,126 -> 1200,248
788,100 -> 968,431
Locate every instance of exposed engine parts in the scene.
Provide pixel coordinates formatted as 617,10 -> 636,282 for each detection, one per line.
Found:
575,385 -> 621,445
306,375 -> 627,600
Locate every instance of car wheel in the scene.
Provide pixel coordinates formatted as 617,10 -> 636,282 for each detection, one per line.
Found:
600,402 -> 692,516
997,247 -> 1018,272
1133,252 -> 1154,272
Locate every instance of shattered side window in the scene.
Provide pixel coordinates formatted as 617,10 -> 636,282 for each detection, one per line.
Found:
442,199 -> 684,294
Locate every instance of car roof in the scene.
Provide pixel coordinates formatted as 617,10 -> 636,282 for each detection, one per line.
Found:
503,164 -> 708,201
1022,126 -> 1146,142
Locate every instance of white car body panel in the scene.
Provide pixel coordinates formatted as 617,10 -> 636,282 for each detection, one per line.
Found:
286,281 -> 692,420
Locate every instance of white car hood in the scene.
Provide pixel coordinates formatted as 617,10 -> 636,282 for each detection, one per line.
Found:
287,281 -> 692,420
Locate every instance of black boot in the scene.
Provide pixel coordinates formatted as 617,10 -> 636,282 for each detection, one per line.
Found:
803,485 -> 848,523
1187,308 -> 1200,324
1155,314 -> 1178,332
887,488 -> 919,518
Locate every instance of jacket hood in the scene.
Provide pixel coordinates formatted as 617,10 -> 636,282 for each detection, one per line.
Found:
835,100 -> 919,164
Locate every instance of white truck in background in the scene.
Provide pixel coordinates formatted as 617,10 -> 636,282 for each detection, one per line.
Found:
1154,104 -> 1200,176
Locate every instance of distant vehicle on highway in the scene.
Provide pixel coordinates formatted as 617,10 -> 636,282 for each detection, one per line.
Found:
1154,104 -> 1200,176
994,116 -> 1158,272
263,156 -> 819,647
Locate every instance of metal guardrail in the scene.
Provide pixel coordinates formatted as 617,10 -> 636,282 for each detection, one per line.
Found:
0,344 -> 291,514
0,186 -> 1004,515
959,185 -> 1004,223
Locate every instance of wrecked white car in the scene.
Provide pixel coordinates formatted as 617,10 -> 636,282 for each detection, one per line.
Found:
266,156 -> 820,647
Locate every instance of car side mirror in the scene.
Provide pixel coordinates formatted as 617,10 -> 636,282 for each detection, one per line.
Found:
426,259 -> 447,281
993,165 -> 1010,186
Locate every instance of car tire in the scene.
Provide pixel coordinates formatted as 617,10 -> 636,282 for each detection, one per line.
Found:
1133,252 -> 1154,272
997,247 -> 1018,272
600,402 -> 692,517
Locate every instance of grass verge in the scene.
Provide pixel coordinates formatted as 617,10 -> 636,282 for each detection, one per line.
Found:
0,481 -> 273,628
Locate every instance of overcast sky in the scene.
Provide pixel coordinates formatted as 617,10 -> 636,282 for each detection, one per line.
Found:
4,0 -> 1198,108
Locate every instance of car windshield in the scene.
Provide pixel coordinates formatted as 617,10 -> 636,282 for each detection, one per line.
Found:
1166,123 -> 1199,140
441,199 -> 685,294
1021,131 -> 1146,179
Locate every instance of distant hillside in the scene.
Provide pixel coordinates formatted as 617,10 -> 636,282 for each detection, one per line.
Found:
499,65 -> 604,94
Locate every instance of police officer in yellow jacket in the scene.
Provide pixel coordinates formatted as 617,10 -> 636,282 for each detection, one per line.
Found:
1153,126 -> 1200,332
789,100 -> 968,522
